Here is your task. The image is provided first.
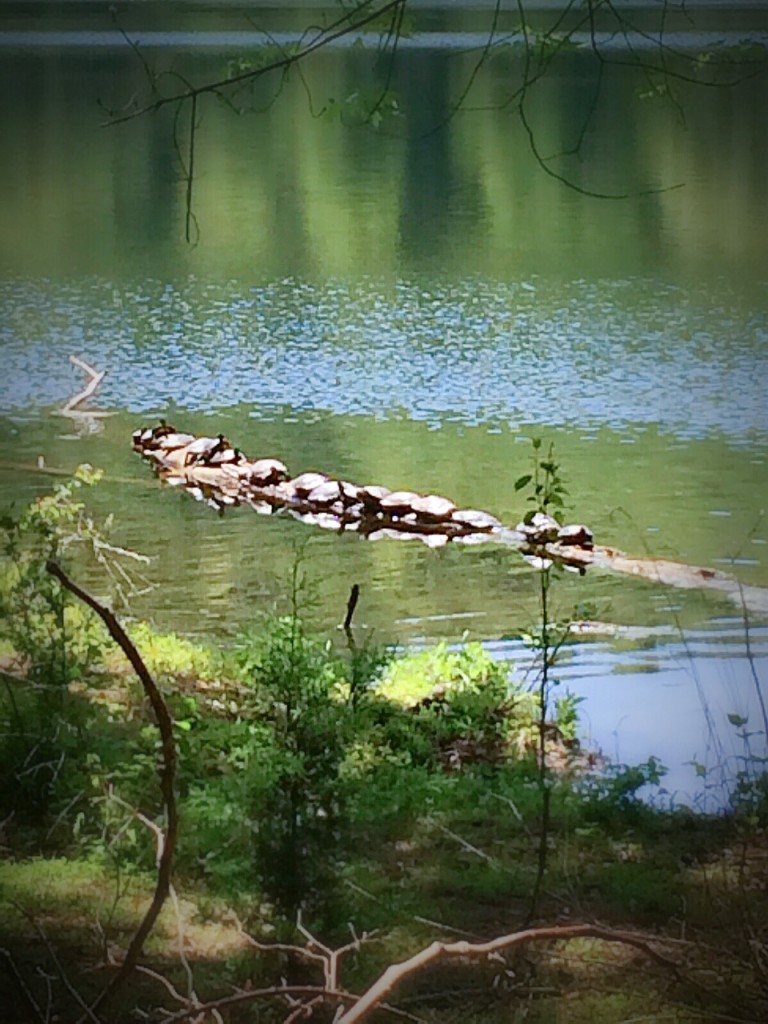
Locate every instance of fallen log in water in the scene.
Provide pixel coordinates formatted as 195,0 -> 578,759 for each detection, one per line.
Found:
131,422 -> 768,614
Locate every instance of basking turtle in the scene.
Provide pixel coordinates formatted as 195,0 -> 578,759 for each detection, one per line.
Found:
155,432 -> 197,452
338,481 -> 364,504
204,447 -> 245,468
135,420 -> 178,450
516,511 -> 561,544
451,508 -> 502,532
290,472 -> 329,496
359,485 -> 391,510
307,480 -> 345,507
557,524 -> 594,548
380,490 -> 422,515
181,435 -> 228,466
249,458 -> 289,486
410,494 -> 457,522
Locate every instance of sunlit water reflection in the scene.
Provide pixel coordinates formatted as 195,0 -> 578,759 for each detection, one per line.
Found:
3,276 -> 767,440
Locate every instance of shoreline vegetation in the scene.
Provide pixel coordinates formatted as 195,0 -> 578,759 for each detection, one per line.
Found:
0,464 -> 766,1021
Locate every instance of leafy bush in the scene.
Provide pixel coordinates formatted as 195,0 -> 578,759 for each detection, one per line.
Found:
0,466 -> 110,686
376,641 -> 540,768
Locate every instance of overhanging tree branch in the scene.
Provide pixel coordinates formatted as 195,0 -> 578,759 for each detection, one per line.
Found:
103,0 -> 407,127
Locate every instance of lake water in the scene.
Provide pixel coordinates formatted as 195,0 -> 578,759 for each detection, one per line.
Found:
1,2 -> 767,804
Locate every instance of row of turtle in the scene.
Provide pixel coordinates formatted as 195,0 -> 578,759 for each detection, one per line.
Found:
131,422 -> 594,549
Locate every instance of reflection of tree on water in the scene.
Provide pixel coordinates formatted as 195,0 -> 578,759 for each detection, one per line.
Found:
91,1 -> 767,241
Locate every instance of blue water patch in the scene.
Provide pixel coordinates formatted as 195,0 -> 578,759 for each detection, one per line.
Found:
2,275 -> 767,441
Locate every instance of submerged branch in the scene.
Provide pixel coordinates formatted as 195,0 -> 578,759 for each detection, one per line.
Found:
61,356 -> 106,414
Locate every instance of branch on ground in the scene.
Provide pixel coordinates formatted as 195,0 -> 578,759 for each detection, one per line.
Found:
338,922 -> 681,1022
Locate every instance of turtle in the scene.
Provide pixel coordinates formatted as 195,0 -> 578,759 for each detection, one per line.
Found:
290,472 -> 330,496
451,508 -> 502,532
155,432 -> 196,452
380,490 -> 422,514
359,485 -> 391,510
307,480 -> 344,507
268,480 -> 298,503
557,524 -> 594,548
249,458 -> 289,486
338,481 -> 365,504
203,447 -> 245,468
181,435 -> 228,466
410,494 -> 457,521
137,420 -> 178,450
516,511 -> 560,544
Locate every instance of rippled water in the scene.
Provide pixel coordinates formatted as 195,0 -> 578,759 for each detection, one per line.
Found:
1,6 -> 767,802
3,276 -> 768,440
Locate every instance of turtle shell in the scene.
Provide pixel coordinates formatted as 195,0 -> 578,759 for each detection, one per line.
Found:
359,485 -> 391,508
290,472 -> 329,496
338,481 -> 364,503
249,458 -> 289,485
156,432 -> 197,451
516,512 -> 560,542
380,490 -> 421,513
410,494 -> 457,521
451,508 -> 502,531
182,436 -> 225,465
557,524 -> 594,547
307,480 -> 344,506
204,447 -> 243,467
139,422 -> 177,449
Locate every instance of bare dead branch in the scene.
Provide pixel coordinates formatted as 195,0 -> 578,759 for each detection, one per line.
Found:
337,922 -> 681,1023
343,584 -> 361,631
61,356 -> 106,414
157,984 -> 356,1023
44,562 -> 178,1022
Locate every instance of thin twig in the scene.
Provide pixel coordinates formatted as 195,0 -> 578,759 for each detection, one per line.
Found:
105,1 -> 407,127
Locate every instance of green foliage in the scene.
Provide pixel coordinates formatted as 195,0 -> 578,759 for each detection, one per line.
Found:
580,756 -> 668,825
219,615 -> 365,915
377,641 -> 542,767
377,640 -> 510,707
0,469 -> 119,823
117,622 -> 220,681
0,466 -> 109,685
726,710 -> 768,828
515,436 -> 569,523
